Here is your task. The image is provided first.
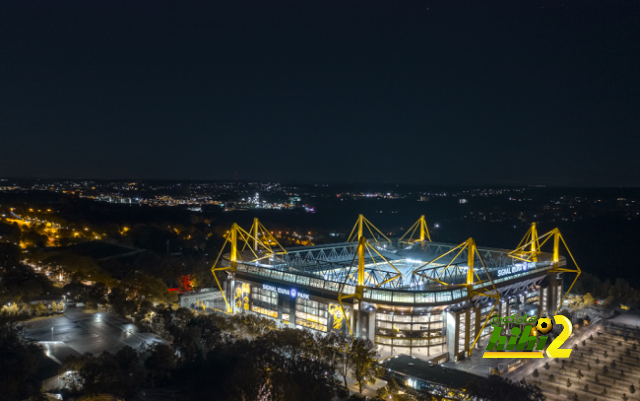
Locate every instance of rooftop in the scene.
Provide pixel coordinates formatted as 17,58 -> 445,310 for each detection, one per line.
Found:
384,354 -> 484,390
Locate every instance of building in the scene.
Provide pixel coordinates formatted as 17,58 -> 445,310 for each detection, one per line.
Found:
384,354 -> 483,399
215,216 -> 577,363
179,288 -> 225,310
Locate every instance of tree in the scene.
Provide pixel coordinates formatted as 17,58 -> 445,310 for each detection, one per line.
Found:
0,264 -> 52,304
375,378 -> 417,401
179,337 -> 337,401
231,313 -> 276,338
549,374 -> 556,382
582,293 -> 596,308
0,242 -> 21,268
630,384 -> 636,394
121,271 -> 176,304
466,375 -> 545,401
0,318 -> 45,401
107,287 -> 137,317
604,350 -> 609,359
169,314 -> 222,363
142,343 -> 177,386
318,331 -> 350,387
595,357 -> 600,365
577,370 -> 584,380
544,362 -> 551,370
583,340 -> 587,346
622,394 -> 628,401
572,393 -> 579,401
590,334 -> 594,341
61,346 -> 146,399
603,366 -> 609,375
567,378 -> 573,388
603,295 -> 616,310
584,384 -> 589,392
532,369 -> 539,378
349,338 -> 379,394
587,363 -> 592,372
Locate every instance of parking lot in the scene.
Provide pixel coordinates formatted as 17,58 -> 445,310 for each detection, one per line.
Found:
25,307 -> 163,355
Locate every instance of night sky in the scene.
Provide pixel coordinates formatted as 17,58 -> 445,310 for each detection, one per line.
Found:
1,0 -> 639,185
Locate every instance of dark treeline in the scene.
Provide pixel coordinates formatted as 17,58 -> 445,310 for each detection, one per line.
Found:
574,272 -> 640,310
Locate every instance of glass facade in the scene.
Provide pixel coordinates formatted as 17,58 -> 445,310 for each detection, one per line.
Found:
375,312 -> 445,354
251,285 -> 278,318
295,298 -> 328,332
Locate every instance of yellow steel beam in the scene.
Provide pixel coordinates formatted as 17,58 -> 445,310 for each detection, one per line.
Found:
211,236 -> 233,313
253,217 -> 259,251
554,232 -> 581,315
347,214 -> 391,244
468,245 -> 501,356
357,237 -> 366,286
469,301 -> 499,356
347,216 -> 361,243
363,216 -> 392,243
411,242 -> 466,275
466,238 -> 476,285
398,219 -> 420,243
257,220 -> 287,254
399,215 -> 432,244
420,215 -> 431,242
338,293 -> 355,338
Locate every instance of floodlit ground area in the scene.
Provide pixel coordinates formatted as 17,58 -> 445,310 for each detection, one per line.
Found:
24,307 -> 163,355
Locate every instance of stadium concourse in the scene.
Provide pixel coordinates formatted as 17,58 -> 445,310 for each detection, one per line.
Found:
208,215 -> 579,364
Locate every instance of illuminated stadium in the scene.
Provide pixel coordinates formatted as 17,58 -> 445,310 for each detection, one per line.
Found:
211,215 -> 581,362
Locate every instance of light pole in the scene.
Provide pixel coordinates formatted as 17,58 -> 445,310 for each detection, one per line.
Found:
51,327 -> 54,341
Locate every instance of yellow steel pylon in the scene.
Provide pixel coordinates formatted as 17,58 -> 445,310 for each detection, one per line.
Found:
338,215 -> 403,338
509,222 -> 541,263
346,214 -> 391,244
411,237 -> 500,356
509,225 -> 581,314
399,215 -> 432,243
211,220 -> 287,313
242,217 -> 287,255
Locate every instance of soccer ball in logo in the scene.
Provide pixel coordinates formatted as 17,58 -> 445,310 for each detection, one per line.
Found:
536,317 -> 553,335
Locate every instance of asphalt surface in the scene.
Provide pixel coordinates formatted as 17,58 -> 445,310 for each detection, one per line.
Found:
25,307 -> 162,355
